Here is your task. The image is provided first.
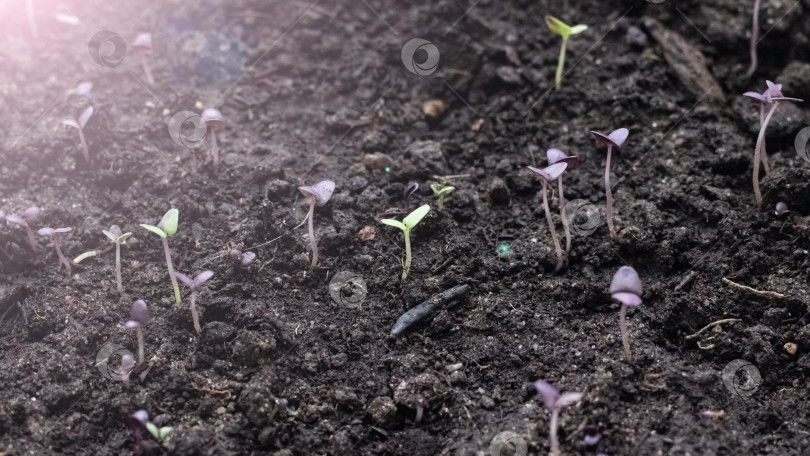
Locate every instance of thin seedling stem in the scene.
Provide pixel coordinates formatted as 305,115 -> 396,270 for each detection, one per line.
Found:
558,178 -> 571,254
190,291 -> 201,334
542,179 -> 564,273
604,144 -> 616,240
161,237 -> 181,305
753,102 -> 779,208
306,198 -> 318,268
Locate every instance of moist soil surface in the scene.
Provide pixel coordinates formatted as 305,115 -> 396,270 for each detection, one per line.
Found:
1,0 -> 810,455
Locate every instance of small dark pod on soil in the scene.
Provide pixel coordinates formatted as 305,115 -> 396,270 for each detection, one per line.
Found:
391,284 -> 470,335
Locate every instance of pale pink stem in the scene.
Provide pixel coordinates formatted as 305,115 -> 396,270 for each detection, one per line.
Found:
549,408 -> 560,456
53,235 -> 71,277
24,227 -> 38,252
558,178 -> 571,254
210,130 -> 219,173
161,237 -> 181,305
620,304 -> 632,363
78,129 -> 89,162
140,52 -> 154,84
115,242 -> 123,293
746,0 -> 760,77
759,103 -> 769,174
542,180 -> 564,273
605,145 -> 616,240
136,326 -> 144,365
306,198 -> 319,268
190,291 -> 201,334
754,102 -> 779,208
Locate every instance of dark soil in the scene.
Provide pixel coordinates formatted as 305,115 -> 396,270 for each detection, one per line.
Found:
1,0 -> 810,455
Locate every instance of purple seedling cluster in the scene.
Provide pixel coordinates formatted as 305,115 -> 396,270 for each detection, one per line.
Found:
534,380 -> 584,456
591,128 -> 629,241
126,299 -> 148,365
230,247 -> 257,270
6,206 -> 41,252
743,81 -> 802,207
527,162 -> 568,272
62,107 -> 94,162
175,271 -> 215,334
201,108 -> 225,173
38,227 -> 72,276
298,180 -> 335,269
610,265 -> 643,363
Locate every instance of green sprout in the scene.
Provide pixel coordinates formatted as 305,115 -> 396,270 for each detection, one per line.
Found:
140,209 -> 182,305
545,16 -> 588,90
381,204 -> 430,281
145,422 -> 173,442
430,183 -> 455,211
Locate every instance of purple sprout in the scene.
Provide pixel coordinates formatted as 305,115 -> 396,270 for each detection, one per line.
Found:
402,181 -> 419,212
546,149 -> 579,254
175,271 -> 214,334
743,81 -> 802,207
6,206 -> 40,252
534,380 -> 584,456
775,202 -> 791,218
298,180 -> 336,269
743,86 -> 773,175
62,107 -> 94,162
230,247 -> 256,270
125,299 -> 148,365
132,33 -> 154,84
591,128 -> 629,241
610,266 -> 643,363
201,108 -> 225,173
527,163 -> 568,273
38,227 -> 72,276
103,225 -> 132,293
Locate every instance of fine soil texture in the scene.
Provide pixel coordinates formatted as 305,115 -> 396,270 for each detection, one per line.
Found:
1,0 -> 810,455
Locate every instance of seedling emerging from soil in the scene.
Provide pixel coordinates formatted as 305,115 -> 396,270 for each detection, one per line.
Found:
132,33 -> 154,84
527,163 -> 568,273
103,225 -> 132,293
175,271 -> 214,334
126,299 -> 148,365
746,0 -> 761,77
610,266 -> 643,363
743,86 -> 778,174
743,81 -> 802,207
534,380 -> 584,456
120,354 -> 135,386
201,108 -> 225,172
775,202 -> 791,218
430,183 -> 455,211
230,247 -> 256,269
403,181 -> 419,212
545,16 -> 588,90
298,180 -> 335,268
140,209 -> 182,305
38,227 -> 72,276
546,149 -> 579,254
132,410 -> 172,443
6,206 -> 40,252
591,128 -> 629,241
62,107 -> 94,162
382,204 -> 430,281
